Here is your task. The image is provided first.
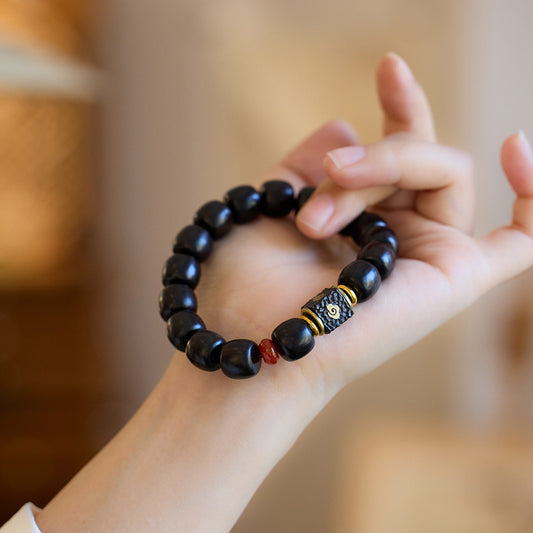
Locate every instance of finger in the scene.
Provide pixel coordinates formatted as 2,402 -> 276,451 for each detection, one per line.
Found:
377,52 -> 436,142
295,179 -> 395,238
374,189 -> 417,211
262,120 -> 359,191
478,131 -> 533,290
310,135 -> 475,235
325,137 -> 472,190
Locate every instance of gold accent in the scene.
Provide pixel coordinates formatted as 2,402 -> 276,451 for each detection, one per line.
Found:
326,303 -> 340,320
337,285 -> 358,307
301,314 -> 320,337
301,307 -> 325,336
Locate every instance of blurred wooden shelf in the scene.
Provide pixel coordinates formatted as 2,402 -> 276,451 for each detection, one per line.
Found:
0,285 -> 126,524
0,1 -> 98,61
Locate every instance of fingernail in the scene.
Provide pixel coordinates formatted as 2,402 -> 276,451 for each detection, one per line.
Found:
385,51 -> 414,82
326,146 -> 366,169
518,130 -> 533,162
297,194 -> 335,232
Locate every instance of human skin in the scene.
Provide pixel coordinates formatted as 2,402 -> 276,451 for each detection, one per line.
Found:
35,53 -> 533,532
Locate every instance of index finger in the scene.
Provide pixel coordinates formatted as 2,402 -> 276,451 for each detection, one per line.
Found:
377,53 -> 437,142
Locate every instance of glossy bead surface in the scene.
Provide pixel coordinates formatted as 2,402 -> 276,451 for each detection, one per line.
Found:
359,242 -> 396,280
295,186 -> 315,214
162,253 -> 200,288
186,330 -> 225,371
340,211 -> 387,241
167,310 -> 205,351
338,259 -> 381,303
173,224 -> 213,261
194,200 -> 233,239
361,225 -> 399,254
259,180 -> 295,217
224,185 -> 261,223
259,338 -> 280,365
220,339 -> 262,379
159,284 -> 197,320
272,318 -> 315,361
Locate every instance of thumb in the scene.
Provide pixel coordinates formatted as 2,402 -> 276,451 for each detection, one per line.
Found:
295,178 -> 394,239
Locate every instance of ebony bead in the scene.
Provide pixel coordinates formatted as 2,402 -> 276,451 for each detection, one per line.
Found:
359,242 -> 396,280
220,339 -> 262,379
361,225 -> 399,254
173,224 -> 213,261
162,253 -> 200,288
159,284 -> 197,320
259,180 -> 296,217
167,310 -> 205,351
224,185 -> 262,224
338,259 -> 381,303
295,186 -> 316,214
186,330 -> 225,372
340,211 -> 387,241
272,318 -> 315,361
194,200 -> 233,239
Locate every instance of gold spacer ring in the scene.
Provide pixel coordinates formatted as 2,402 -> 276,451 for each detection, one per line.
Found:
301,314 -> 320,336
301,308 -> 325,336
337,284 -> 358,307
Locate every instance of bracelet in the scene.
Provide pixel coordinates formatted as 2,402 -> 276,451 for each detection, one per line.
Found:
159,180 -> 398,379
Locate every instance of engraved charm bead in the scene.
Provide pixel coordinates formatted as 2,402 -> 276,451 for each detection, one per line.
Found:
301,287 -> 354,335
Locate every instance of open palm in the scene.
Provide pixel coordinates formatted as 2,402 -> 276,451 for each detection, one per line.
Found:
194,54 -> 533,402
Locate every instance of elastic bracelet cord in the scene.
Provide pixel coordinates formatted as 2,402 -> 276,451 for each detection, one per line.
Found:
159,181 -> 398,379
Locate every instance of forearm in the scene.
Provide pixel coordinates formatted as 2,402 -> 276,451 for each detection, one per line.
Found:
35,354 -> 325,533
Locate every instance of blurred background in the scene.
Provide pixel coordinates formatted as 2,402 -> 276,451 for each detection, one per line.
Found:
1,0 -> 533,531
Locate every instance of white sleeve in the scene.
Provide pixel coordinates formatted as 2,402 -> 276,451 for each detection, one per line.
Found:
0,504 -> 42,533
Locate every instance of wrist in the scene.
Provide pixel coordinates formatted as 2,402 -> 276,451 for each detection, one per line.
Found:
36,353 -> 328,533
131,354 -> 331,531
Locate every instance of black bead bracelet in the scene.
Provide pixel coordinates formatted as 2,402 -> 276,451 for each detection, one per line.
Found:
159,181 -> 398,379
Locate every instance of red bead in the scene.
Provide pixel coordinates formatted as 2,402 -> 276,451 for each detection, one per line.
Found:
259,338 -> 279,365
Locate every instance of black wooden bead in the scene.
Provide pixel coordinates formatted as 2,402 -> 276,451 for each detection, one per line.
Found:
259,180 -> 296,217
159,284 -> 197,321
224,185 -> 261,224
340,211 -> 387,241
272,318 -> 315,361
162,253 -> 200,288
194,200 -> 233,239
167,310 -> 205,351
359,242 -> 396,280
220,339 -> 262,379
338,259 -> 381,303
361,225 -> 399,254
186,330 -> 225,372
172,224 -> 213,261
295,186 -> 316,214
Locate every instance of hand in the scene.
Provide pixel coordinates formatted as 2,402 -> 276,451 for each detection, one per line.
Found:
197,53 -> 533,400
35,53 -> 533,533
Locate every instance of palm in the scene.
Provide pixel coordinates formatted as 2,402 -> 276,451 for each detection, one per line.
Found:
196,54 -> 533,399
197,199 -> 475,392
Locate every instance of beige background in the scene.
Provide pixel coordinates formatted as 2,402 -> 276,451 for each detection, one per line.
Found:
96,0 -> 533,530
